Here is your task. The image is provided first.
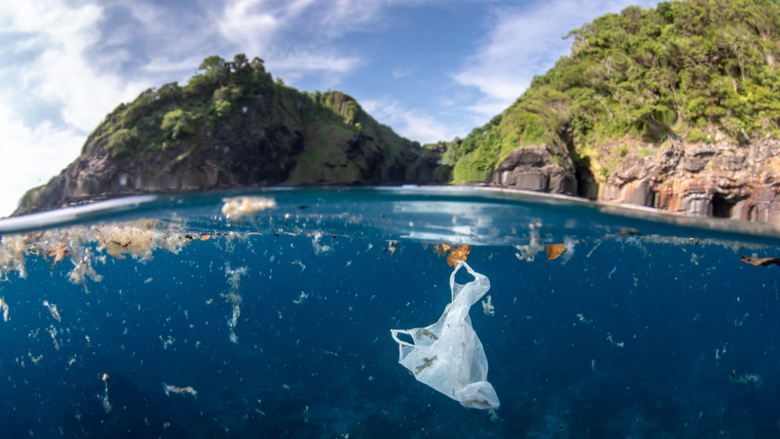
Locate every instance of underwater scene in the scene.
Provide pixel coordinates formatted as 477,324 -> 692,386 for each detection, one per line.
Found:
1,187 -> 780,439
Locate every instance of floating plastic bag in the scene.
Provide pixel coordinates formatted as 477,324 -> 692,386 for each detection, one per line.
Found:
391,261 -> 500,411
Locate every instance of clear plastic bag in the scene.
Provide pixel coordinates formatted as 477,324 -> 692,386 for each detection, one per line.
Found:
391,261 -> 500,411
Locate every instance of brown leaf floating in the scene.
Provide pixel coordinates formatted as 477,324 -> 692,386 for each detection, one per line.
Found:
46,243 -> 70,269
446,245 -> 471,267
740,255 -> 780,267
546,244 -> 566,264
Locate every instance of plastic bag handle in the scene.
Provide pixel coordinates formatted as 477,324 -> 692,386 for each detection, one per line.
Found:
390,329 -> 415,347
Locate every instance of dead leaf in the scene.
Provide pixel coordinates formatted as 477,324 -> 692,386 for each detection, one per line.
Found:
46,243 -> 70,269
434,243 -> 451,257
741,255 -> 780,266
546,244 -> 566,264
446,245 -> 471,267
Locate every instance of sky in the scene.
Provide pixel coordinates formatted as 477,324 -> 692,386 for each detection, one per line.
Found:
0,0 -> 662,216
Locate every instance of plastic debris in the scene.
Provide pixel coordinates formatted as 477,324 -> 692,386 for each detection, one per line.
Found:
101,374 -> 112,413
0,297 -> 9,322
42,301 -> 61,322
482,295 -> 495,316
391,261 -> 500,412
729,371 -> 762,386
223,265 -> 247,343
163,382 -> 198,398
221,196 -> 276,220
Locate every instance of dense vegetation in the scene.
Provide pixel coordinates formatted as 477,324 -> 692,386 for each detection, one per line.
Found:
91,54 -> 430,184
445,0 -> 780,182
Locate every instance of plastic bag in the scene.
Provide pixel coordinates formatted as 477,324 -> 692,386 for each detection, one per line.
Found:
391,261 -> 500,411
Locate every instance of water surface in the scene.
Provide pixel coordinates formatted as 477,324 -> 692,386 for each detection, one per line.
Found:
0,187 -> 778,438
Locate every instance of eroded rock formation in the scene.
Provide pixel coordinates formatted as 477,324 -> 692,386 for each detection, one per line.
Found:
484,146 -> 578,195
601,139 -> 780,222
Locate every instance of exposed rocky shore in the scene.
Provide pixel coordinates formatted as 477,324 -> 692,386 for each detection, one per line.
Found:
601,139 -> 780,223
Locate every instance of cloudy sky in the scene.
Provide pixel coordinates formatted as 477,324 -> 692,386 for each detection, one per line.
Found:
0,0 -> 661,216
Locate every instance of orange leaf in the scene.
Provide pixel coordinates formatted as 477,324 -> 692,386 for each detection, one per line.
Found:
446,245 -> 471,267
434,243 -> 451,258
546,244 -> 565,264
741,255 -> 780,267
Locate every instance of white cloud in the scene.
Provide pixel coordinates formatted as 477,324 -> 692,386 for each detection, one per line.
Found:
0,0 -> 155,216
214,0 -> 372,87
392,65 -> 416,78
361,98 -> 464,144
0,101 -> 86,217
452,0 -> 661,117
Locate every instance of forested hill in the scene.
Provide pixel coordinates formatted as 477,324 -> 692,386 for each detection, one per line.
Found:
442,0 -> 780,192
15,55 -> 444,215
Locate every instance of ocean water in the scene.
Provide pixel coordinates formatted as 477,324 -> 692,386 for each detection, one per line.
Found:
1,187 -> 779,439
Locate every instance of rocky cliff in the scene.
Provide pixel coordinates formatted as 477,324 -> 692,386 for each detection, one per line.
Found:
601,137 -> 780,222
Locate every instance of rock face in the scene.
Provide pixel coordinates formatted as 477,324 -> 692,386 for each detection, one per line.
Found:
601,139 -> 780,222
484,146 -> 578,195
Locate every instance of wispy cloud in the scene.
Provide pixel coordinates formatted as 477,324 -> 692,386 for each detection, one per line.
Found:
361,98 -> 464,144
0,0 -> 156,215
452,0 -> 661,117
392,65 -> 416,78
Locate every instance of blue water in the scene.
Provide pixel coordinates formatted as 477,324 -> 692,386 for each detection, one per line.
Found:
1,188 -> 779,438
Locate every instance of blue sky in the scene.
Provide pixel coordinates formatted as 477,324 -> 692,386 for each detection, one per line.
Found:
0,0 -> 661,216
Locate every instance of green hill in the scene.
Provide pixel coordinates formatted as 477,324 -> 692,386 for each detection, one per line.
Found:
441,0 -> 780,193
16,55 -> 445,215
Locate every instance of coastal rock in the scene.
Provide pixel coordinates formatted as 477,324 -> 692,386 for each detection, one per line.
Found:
601,139 -> 780,221
485,146 -> 577,195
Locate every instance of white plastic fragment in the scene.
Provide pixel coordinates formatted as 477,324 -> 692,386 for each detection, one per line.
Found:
391,261 -> 500,412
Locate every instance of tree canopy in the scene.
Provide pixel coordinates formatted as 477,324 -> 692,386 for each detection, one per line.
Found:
445,0 -> 780,182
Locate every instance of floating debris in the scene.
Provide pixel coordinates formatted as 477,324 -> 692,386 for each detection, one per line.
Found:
292,259 -> 306,273
386,240 -> 398,256
729,371 -> 762,386
101,374 -> 112,413
482,295 -> 495,316
607,335 -> 624,348
0,297 -> 9,322
162,382 -> 198,398
46,243 -> 70,269
221,196 -> 276,220
42,300 -> 61,322
159,336 -> 175,350
515,224 -> 544,262
446,245 -> 470,268
585,241 -> 601,258
576,313 -> 593,324
608,266 -> 617,279
223,265 -> 248,344
293,291 -> 309,304
49,326 -> 60,350
740,255 -> 780,267
311,232 -> 333,255
546,244 -> 565,264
